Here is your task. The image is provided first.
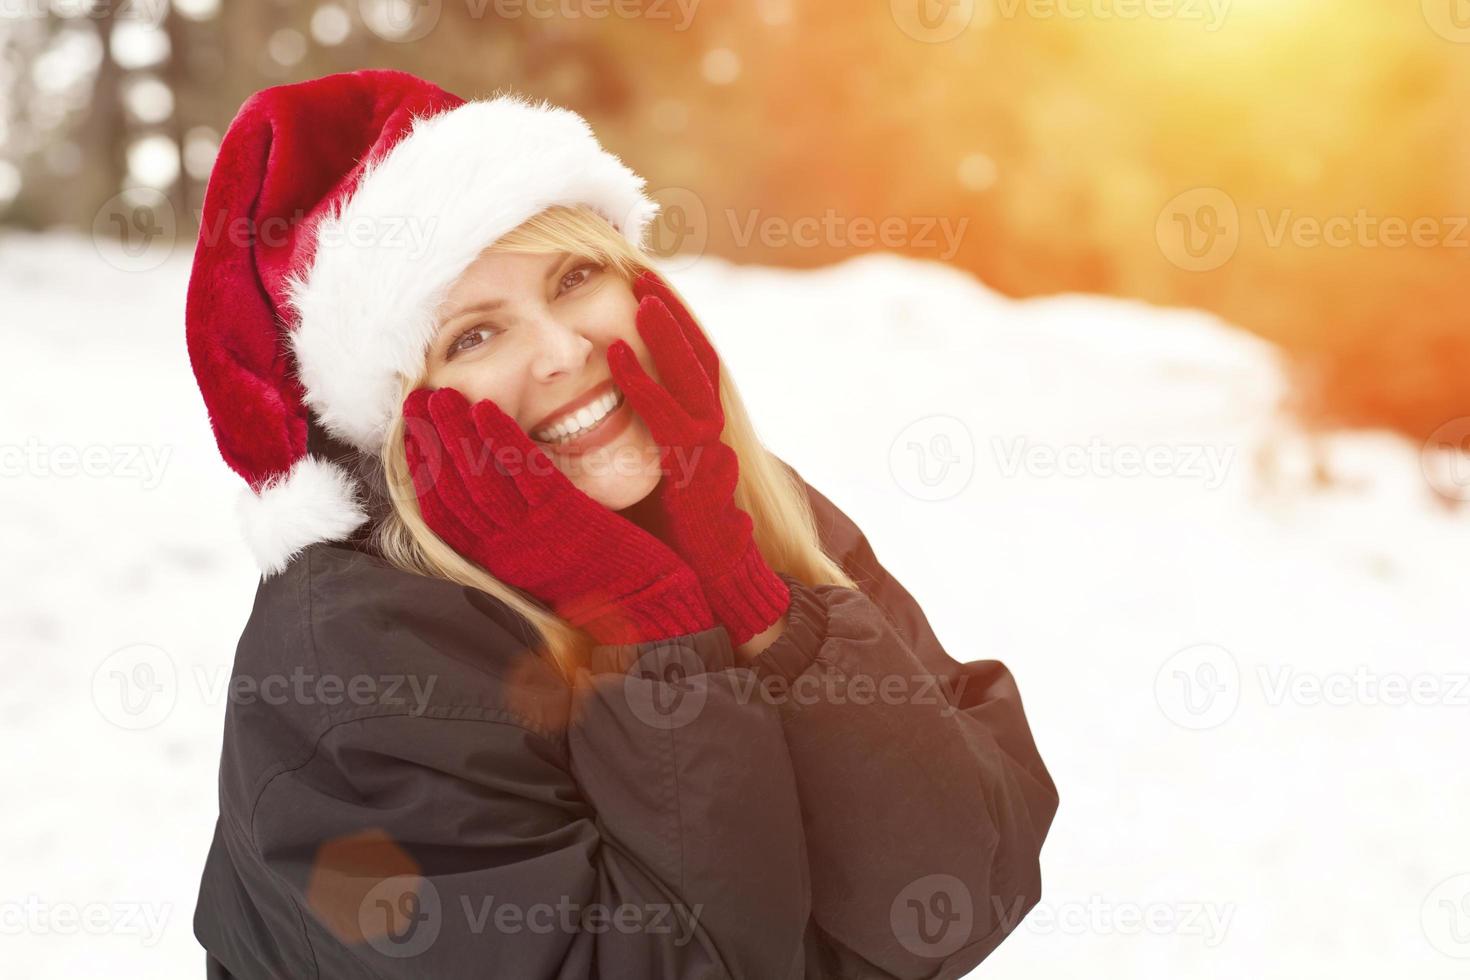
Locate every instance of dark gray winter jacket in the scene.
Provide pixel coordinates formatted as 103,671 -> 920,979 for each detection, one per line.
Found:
193,461 -> 1059,979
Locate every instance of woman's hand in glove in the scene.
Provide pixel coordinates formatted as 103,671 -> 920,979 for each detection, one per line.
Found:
605,270 -> 791,647
401,386 -> 716,646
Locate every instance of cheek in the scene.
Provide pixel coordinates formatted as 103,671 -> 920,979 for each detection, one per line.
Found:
425,359 -> 526,418
591,283 -> 641,349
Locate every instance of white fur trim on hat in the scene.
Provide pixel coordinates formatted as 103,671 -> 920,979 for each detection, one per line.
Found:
237,455 -> 371,577
283,92 -> 660,456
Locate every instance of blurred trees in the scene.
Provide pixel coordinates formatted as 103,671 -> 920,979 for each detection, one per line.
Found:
0,0 -> 1466,441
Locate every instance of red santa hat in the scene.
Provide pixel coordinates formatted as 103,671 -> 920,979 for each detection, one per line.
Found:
185,69 -> 659,576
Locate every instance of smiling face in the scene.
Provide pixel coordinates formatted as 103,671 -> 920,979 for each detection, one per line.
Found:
420,248 -> 663,508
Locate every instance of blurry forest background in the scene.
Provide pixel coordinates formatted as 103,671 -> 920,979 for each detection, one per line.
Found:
2,0 -> 1467,442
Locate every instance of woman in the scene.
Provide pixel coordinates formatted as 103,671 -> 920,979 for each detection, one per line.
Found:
188,70 -> 1058,979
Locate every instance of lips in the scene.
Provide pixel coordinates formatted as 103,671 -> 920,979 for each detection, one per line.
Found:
529,379 -> 619,437
532,386 -> 624,445
532,391 -> 636,457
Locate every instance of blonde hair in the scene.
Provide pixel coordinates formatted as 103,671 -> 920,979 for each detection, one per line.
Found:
372,204 -> 853,683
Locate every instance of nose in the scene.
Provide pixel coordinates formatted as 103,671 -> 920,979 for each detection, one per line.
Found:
526,311 -> 594,382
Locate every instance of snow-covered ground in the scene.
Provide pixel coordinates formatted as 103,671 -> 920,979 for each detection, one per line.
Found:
3,229 -> 1467,977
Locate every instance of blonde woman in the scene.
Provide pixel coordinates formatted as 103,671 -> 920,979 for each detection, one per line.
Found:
187,70 -> 1057,980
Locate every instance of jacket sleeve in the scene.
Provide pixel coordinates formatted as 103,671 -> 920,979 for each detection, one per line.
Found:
756,475 -> 1060,980
247,623 -> 811,979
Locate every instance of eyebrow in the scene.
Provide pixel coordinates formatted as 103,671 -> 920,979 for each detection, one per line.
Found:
436,251 -> 572,340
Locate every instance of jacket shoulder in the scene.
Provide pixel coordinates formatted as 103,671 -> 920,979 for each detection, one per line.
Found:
257,541 -> 567,729
200,545 -> 581,980
219,543 -> 570,815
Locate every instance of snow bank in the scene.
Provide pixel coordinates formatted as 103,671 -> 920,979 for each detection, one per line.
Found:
3,230 -> 1466,977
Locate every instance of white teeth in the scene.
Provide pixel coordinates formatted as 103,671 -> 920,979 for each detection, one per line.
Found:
534,389 -> 623,444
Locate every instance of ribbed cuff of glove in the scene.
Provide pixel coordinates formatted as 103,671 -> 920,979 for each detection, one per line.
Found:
563,566 -> 716,647
701,540 -> 792,647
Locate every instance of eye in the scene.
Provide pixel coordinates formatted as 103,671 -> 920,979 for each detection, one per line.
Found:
446,325 -> 498,359
559,261 -> 604,293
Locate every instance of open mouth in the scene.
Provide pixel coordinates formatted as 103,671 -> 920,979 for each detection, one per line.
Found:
531,386 -> 627,448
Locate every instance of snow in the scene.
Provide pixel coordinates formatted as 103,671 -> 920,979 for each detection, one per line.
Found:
3,229 -> 1467,977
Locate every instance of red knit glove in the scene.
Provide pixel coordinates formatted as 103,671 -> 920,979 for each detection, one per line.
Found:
606,271 -> 790,646
401,386 -> 716,646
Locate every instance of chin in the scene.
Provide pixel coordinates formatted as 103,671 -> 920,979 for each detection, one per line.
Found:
550,439 -> 661,508
547,421 -> 663,508
571,468 -> 659,509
